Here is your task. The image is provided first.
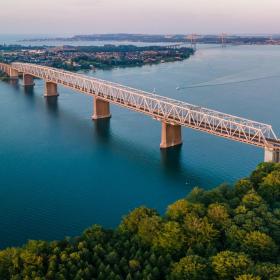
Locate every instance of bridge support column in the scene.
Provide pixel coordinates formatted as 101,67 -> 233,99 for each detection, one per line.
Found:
9,68 -> 19,79
44,81 -> 58,97
92,96 -> 111,120
23,74 -> 34,87
160,122 -> 182,149
264,148 -> 280,163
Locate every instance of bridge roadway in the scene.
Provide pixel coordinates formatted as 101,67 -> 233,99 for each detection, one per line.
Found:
0,62 -> 280,162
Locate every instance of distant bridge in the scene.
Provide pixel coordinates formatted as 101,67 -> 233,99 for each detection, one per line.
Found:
0,62 -> 279,162
165,43 -> 186,49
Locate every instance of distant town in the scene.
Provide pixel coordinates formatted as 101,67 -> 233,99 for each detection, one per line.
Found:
0,44 -> 194,71
22,33 -> 280,45
3,33 -> 279,73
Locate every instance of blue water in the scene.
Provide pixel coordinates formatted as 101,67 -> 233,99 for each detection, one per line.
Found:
1,44 -> 280,248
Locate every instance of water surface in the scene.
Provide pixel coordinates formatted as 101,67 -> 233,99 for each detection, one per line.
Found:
0,45 -> 280,248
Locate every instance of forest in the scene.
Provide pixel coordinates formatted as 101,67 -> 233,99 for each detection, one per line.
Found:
0,162 -> 279,279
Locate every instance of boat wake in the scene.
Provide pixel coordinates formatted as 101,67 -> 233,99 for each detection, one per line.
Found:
177,71 -> 280,90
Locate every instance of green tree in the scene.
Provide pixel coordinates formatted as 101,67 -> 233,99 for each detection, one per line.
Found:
241,191 -> 264,209
153,221 -> 184,254
129,259 -> 140,272
170,255 -> 209,280
184,214 -> 218,251
137,215 -> 162,244
253,263 -> 280,280
235,274 -> 261,280
166,199 -> 205,221
225,225 -> 246,250
235,179 -> 253,198
258,170 -> 280,205
207,203 -> 231,229
250,162 -> 279,187
212,251 -> 253,279
106,251 -> 119,265
119,207 -> 158,233
241,231 -> 278,261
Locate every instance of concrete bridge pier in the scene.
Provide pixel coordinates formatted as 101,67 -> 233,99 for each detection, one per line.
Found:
92,96 -> 111,120
23,74 -> 35,87
264,147 -> 280,163
160,122 -> 182,149
9,68 -> 19,79
0,66 -> 7,75
44,81 -> 59,97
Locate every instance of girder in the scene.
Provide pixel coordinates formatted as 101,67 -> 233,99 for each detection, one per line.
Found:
0,62 -> 279,150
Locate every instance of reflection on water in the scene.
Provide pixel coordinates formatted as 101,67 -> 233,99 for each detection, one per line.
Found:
23,85 -> 34,97
160,145 -> 182,174
45,96 -> 59,115
93,118 -> 111,143
7,79 -> 20,89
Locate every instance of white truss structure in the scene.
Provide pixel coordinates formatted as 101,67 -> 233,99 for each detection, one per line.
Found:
0,63 -> 11,75
0,62 -> 279,150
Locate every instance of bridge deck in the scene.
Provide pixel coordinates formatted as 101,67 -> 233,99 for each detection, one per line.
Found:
1,62 -> 279,150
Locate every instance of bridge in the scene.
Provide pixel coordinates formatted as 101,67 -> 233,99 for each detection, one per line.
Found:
0,62 -> 280,162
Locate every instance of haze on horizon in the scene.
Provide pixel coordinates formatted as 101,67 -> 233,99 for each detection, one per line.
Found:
1,0 -> 280,36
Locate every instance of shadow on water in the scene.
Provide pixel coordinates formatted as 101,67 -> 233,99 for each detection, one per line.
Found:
45,96 -> 59,116
91,119 -> 207,187
93,118 -> 112,143
23,86 -> 35,98
14,84 -> 219,189
91,117 -> 186,181
160,145 -> 183,174
7,79 -> 20,90
1,78 -> 20,90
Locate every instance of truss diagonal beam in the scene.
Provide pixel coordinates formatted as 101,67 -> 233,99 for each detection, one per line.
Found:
0,62 -> 279,150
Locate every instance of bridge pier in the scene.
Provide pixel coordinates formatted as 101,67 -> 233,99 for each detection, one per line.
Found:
0,65 -> 6,74
23,74 -> 35,87
9,68 -> 19,79
160,122 -> 182,149
92,96 -> 111,120
264,148 -> 280,163
44,81 -> 58,97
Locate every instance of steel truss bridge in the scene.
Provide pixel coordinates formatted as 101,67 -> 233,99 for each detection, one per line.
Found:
0,62 -> 279,162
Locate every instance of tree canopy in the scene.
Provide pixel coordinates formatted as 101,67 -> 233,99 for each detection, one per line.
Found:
0,162 -> 279,279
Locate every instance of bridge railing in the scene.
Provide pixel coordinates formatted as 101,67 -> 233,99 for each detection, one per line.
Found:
0,62 -> 11,74
10,62 -> 279,149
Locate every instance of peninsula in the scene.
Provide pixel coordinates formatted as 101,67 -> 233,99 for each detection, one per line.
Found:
0,44 -> 194,71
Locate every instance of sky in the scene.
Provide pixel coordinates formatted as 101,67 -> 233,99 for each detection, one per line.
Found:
0,0 -> 280,35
